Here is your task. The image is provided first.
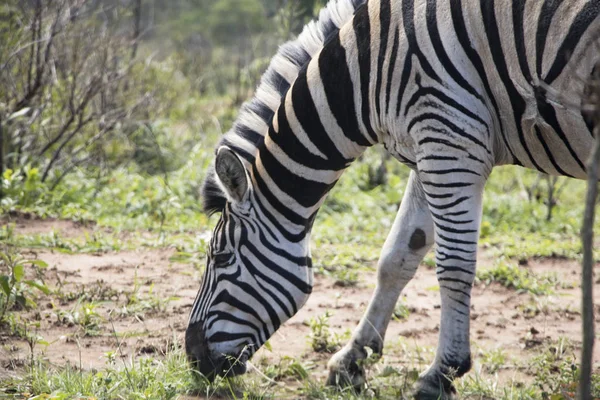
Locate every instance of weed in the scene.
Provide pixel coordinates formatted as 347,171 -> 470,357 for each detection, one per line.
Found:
0,244 -> 50,325
392,299 -> 411,321
476,259 -> 563,295
526,338 -> 600,399
55,301 -> 103,336
119,271 -> 177,319
307,311 -> 342,354
477,347 -> 508,374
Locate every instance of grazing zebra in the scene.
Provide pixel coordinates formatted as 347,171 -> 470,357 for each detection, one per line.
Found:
186,0 -> 600,398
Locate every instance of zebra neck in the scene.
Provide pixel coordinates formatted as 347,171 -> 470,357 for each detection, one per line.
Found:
248,48 -> 381,236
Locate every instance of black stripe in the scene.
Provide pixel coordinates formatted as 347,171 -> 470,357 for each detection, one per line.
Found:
386,29 -> 400,115
437,252 -> 476,263
239,251 -> 295,317
536,0 -> 564,78
396,52 -> 413,116
421,168 -> 480,176
438,276 -> 474,284
409,113 -> 491,153
434,223 -> 477,234
437,232 -> 478,246
270,98 -> 346,170
534,126 -> 571,176
292,67 -> 351,165
422,180 -> 473,188
536,95 -> 586,173
212,290 -> 269,336
247,100 -> 275,124
402,0 -> 441,84
437,265 -> 474,275
427,196 -> 471,210
243,240 -> 312,294
353,5 -> 379,142
206,311 -> 261,344
258,146 -> 336,208
224,278 -> 282,331
437,243 -> 476,254
405,85 -> 489,129
544,1 -> 599,83
251,162 -> 307,227
265,70 -> 291,96
418,136 -> 467,152
375,0 -> 392,118
426,0 -> 484,103
250,190 -> 308,243
208,331 -> 256,344
319,34 -> 372,148
512,0 -> 532,83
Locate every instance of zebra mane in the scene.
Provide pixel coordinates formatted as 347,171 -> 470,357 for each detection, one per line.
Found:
202,0 -> 366,215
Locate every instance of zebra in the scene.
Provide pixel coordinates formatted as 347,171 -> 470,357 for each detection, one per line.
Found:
185,0 -> 600,398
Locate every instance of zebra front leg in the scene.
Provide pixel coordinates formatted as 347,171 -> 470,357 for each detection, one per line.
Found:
327,171 -> 434,389
412,168 -> 487,400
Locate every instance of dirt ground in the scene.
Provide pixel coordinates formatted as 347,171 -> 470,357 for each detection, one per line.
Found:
1,217 -> 599,390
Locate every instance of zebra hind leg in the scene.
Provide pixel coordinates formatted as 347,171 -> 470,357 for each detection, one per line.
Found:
326,172 -> 434,390
411,164 -> 488,399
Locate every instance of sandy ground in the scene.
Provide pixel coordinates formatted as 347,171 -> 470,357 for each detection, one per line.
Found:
1,216 -> 599,393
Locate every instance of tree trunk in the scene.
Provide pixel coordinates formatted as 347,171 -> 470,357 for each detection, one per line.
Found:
580,125 -> 599,400
0,115 -> 4,202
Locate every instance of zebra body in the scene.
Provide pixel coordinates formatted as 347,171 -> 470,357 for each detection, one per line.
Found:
187,0 -> 600,398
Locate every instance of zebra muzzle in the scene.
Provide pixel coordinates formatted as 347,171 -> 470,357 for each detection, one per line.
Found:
185,322 -> 249,379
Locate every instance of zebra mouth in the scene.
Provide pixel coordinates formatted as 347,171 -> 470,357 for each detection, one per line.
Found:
215,350 -> 249,377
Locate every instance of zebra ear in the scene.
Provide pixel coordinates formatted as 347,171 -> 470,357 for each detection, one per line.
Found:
215,146 -> 249,204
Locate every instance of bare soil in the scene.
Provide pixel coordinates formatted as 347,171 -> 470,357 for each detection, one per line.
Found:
1,218 -> 599,390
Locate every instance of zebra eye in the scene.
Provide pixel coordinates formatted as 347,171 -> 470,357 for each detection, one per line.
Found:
212,251 -> 234,266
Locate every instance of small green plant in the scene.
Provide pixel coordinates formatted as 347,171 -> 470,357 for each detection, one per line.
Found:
0,245 -> 50,325
392,299 -> 411,321
307,311 -> 342,354
476,259 -> 562,295
120,272 -> 177,318
527,338 -> 599,399
478,347 -> 507,374
56,301 -> 103,336
333,269 -> 359,288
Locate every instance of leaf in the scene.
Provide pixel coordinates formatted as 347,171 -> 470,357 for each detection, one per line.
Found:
0,275 -> 10,297
24,280 -> 51,295
25,260 -> 48,268
263,340 -> 273,352
2,169 -> 13,181
12,264 -> 24,282
168,252 -> 193,263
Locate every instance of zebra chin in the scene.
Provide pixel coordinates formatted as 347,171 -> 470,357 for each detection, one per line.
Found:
185,322 -> 250,380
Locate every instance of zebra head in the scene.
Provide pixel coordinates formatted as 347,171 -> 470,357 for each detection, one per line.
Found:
186,146 -> 313,379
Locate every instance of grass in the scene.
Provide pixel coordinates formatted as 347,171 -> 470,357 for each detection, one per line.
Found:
476,258 -> 571,296
306,311 -> 345,354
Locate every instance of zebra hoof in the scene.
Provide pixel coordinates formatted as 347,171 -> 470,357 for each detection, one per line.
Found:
411,374 -> 456,400
326,348 -> 366,390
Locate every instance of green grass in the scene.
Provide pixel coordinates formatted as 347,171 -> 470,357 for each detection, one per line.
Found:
476,259 -> 571,295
